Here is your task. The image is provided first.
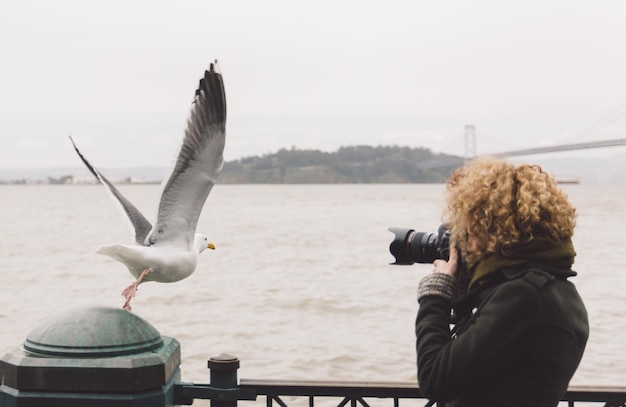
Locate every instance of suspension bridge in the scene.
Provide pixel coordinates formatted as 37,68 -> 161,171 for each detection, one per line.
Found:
416,125 -> 626,170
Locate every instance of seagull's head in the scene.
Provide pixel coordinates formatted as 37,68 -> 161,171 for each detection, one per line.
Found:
194,233 -> 216,254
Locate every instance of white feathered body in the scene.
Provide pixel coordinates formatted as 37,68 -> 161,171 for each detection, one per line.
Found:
96,244 -> 197,283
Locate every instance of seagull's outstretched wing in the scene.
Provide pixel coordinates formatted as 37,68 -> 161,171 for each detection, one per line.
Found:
69,136 -> 153,245
146,62 -> 226,248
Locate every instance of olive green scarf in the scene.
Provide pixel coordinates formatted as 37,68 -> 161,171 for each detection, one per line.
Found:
469,237 -> 576,289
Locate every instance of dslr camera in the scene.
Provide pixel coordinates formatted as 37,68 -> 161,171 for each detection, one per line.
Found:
389,224 -> 451,265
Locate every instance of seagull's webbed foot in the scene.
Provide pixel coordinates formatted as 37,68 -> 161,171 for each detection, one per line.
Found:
121,269 -> 151,311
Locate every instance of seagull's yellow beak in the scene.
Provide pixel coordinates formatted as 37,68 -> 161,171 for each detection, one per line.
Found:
208,243 -> 216,250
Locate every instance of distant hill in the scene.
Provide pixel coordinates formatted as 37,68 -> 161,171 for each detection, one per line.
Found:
0,145 -> 461,184
219,145 -> 462,183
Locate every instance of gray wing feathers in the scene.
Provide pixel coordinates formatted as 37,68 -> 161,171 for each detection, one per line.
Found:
69,136 -> 153,245
147,62 -> 226,247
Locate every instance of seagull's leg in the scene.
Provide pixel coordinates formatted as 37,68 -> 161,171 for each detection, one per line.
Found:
121,269 -> 151,311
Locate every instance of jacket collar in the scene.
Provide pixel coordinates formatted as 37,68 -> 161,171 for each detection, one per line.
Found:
453,266 -> 577,317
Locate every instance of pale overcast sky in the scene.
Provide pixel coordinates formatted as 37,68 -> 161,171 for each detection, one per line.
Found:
1,0 -> 626,169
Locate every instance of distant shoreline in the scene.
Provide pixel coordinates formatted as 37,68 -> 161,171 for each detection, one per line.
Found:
2,145 -> 625,184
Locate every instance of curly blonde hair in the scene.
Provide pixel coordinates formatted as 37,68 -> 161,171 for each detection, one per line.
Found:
443,158 -> 576,267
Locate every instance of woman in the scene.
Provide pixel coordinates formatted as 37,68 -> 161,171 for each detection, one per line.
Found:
416,158 -> 589,406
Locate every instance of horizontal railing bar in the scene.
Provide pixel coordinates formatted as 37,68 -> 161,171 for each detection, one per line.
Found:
240,379 -> 423,398
242,379 -> 421,389
240,379 -> 626,403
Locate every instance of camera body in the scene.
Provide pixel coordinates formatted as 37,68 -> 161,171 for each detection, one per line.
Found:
389,224 -> 451,265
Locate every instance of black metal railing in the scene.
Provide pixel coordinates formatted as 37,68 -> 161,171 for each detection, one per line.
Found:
173,355 -> 626,407
239,380 -> 626,407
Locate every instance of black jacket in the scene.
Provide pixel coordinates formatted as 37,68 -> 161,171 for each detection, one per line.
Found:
416,267 -> 589,407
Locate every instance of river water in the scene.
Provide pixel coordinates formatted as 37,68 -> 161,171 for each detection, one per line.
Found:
0,183 -> 624,390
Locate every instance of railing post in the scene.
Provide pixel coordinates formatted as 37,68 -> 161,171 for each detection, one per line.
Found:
209,353 -> 241,407
0,306 -> 181,406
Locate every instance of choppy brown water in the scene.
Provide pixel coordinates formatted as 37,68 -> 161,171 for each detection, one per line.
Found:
0,184 -> 623,387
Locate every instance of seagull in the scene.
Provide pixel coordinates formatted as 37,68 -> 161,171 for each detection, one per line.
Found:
70,61 -> 226,311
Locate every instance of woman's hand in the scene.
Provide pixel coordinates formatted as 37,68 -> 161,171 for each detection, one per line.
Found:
433,247 -> 459,277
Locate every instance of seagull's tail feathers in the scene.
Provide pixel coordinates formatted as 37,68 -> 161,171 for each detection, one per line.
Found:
95,245 -> 148,281
95,245 -> 119,259
69,136 -> 153,245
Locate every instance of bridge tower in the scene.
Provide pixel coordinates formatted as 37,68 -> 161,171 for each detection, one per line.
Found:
464,125 -> 477,162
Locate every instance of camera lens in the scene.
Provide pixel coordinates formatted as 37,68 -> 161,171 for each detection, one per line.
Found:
388,225 -> 451,265
388,227 -> 415,265
411,232 -> 439,264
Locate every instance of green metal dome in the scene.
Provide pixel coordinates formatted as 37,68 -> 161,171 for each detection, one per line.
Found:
0,305 -> 181,401
24,306 -> 163,357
